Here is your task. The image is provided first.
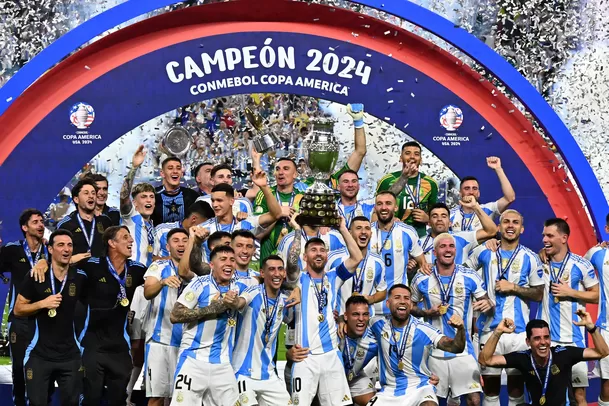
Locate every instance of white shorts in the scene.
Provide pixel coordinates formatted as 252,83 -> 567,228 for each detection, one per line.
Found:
145,341 -> 179,398
597,329 -> 609,379
365,385 -> 438,406
349,373 -> 375,398
362,357 -> 378,383
552,341 -> 589,388
479,331 -> 527,376
128,286 -> 149,340
291,350 -> 352,406
170,356 -> 238,406
236,373 -> 291,406
427,355 -> 482,398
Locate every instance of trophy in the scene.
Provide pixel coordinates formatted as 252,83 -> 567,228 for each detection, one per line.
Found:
160,125 -> 192,156
296,120 -> 342,227
245,106 -> 282,153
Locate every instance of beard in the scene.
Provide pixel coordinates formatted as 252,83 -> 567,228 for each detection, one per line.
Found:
377,212 -> 394,225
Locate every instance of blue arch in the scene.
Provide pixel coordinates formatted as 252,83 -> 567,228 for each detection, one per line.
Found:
0,0 -> 605,237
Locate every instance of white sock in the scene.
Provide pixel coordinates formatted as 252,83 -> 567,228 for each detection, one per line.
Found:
483,395 -> 500,406
598,398 -> 609,406
126,365 -> 143,401
508,395 -> 525,406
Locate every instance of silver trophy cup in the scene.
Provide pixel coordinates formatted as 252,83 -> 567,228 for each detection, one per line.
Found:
161,126 -> 192,157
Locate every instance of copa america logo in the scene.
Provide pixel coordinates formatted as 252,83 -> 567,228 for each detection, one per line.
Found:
439,105 -> 463,131
69,102 -> 95,129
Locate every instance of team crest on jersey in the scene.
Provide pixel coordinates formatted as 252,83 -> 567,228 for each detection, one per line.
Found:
26,368 -> 33,380
356,349 -> 365,358
293,395 -> 300,405
185,292 -> 195,302
562,273 -> 569,282
69,283 -> 76,297
148,263 -> 159,273
384,240 -> 391,250
455,285 -> 464,295
96,223 -> 105,233
395,240 -> 403,252
239,393 -> 249,405
382,331 -> 389,340
366,269 -> 374,281
604,260 -> 609,266
469,382 -> 480,389
371,244 -> 378,251
511,259 -> 521,270
175,391 -> 184,403
551,364 -> 560,375
126,275 -> 133,287
254,206 -> 263,214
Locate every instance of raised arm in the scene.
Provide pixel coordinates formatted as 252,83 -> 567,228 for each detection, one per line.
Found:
337,217 -> 363,272
389,164 -> 416,196
478,318 -> 515,367
286,215 -> 302,284
487,157 -> 515,213
120,145 -> 146,215
458,196 -> 498,242
576,310 -> 609,360
345,103 -> 367,172
252,170 -> 282,226
178,227 -> 210,282
435,315 -> 466,354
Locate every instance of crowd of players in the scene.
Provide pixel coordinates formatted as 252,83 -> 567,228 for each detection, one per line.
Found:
2,103 -> 609,406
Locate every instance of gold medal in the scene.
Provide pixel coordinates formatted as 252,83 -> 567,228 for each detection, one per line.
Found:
280,226 -> 288,238
348,371 -> 354,382
398,361 -> 404,370
48,309 -> 57,318
120,298 -> 130,307
438,304 -> 448,315
554,297 -> 559,304
539,395 -> 546,405
228,318 -> 237,327
318,314 -> 325,322
148,245 -> 153,253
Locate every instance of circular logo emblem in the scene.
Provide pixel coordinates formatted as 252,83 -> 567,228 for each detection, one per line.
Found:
70,102 -> 95,129
439,105 -> 463,131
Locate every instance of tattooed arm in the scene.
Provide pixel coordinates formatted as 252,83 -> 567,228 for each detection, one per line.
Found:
286,215 -> 302,284
435,315 -> 466,354
389,164 -> 417,196
170,300 -> 228,324
179,227 -> 211,282
120,145 -> 146,215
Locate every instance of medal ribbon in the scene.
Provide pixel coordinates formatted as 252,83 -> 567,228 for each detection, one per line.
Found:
530,351 -> 552,403
144,220 -> 155,248
375,222 -> 396,255
301,229 -> 321,242
77,214 -> 96,250
421,234 -> 434,254
390,317 -> 413,365
495,245 -> 521,281
337,200 -> 359,229
404,174 -> 421,209
459,207 -> 476,231
106,257 -> 128,302
49,266 -> 68,296
550,252 -> 571,284
343,336 -> 357,373
307,272 -> 328,315
432,263 -> 457,306
215,217 -> 236,234
352,255 -> 369,294
23,241 -> 46,269
210,275 -> 236,319
262,284 -> 280,343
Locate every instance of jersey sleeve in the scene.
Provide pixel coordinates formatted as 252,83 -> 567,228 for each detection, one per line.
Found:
276,234 -> 292,263
153,226 -> 164,256
333,262 -> 354,282
177,277 -> 208,309
18,275 -> 36,301
581,260 -> 599,289
421,322 -> 444,348
410,276 -> 423,303
328,232 -> 346,251
468,271 -> 487,299
461,230 -> 479,248
239,198 -> 254,215
501,351 -> 527,369
406,227 -> 424,257
464,245 -> 485,271
426,177 -> 438,206
527,252 -> 545,287
376,174 -> 394,193
240,285 -> 260,306
564,346 -> 585,365
375,259 -> 387,291
482,201 -> 500,217
243,215 -> 266,235
253,190 -> 269,215
0,245 -> 10,275
144,261 -> 163,281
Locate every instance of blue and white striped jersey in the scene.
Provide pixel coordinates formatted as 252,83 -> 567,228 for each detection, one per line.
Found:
122,206 -> 156,267
277,229 -> 345,270
465,244 -> 544,334
410,265 -> 486,358
176,275 -> 249,364
339,328 -> 378,377
153,221 -> 181,257
232,285 -> 291,380
198,216 -> 265,261
370,316 -> 443,396
585,246 -> 609,331
450,201 -> 499,232
336,198 -> 375,229
536,252 -> 598,346
196,195 -> 253,217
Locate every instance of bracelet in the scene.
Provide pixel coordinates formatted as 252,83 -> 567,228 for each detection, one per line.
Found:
587,326 -> 598,334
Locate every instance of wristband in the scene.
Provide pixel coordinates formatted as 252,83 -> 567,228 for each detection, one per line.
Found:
353,118 -> 364,129
587,325 -> 598,334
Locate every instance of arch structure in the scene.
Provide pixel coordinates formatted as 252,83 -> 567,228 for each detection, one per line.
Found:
0,0 -> 605,255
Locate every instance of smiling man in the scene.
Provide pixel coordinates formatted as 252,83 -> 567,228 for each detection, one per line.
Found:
152,156 -> 200,225
479,315 -> 609,406
86,173 -> 120,226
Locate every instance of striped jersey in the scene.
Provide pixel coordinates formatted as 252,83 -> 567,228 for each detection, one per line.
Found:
339,328 -> 378,378
153,220 -> 181,257
465,244 -> 544,334
232,285 -> 291,379
410,265 -> 486,358
418,231 -> 478,265
370,316 -> 443,395
176,274 -> 249,364
336,198 -> 375,229
143,259 -> 183,346
585,246 -> 609,330
291,262 -> 353,354
536,253 -> 598,346
198,216 -> 265,261
122,206 -> 156,267
328,248 -> 386,316
450,201 -> 499,232
277,229 -> 346,269
196,195 -> 253,217
369,220 -> 423,313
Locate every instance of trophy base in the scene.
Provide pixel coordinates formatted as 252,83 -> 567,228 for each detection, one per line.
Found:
296,186 -> 341,227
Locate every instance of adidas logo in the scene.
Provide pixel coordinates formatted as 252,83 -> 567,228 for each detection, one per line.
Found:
573,377 -> 581,384
74,228 -> 82,233
424,395 -> 434,400
342,395 -> 350,402
19,258 -> 26,263
99,277 -> 106,283
44,288 -> 51,293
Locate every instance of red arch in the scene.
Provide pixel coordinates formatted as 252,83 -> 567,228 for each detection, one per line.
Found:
0,0 -> 593,253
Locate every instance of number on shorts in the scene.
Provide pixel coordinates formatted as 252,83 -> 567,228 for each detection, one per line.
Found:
238,380 -> 247,393
148,368 -> 152,382
175,374 -> 192,391
293,377 -> 302,393
384,253 -> 392,267
368,396 -> 378,405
